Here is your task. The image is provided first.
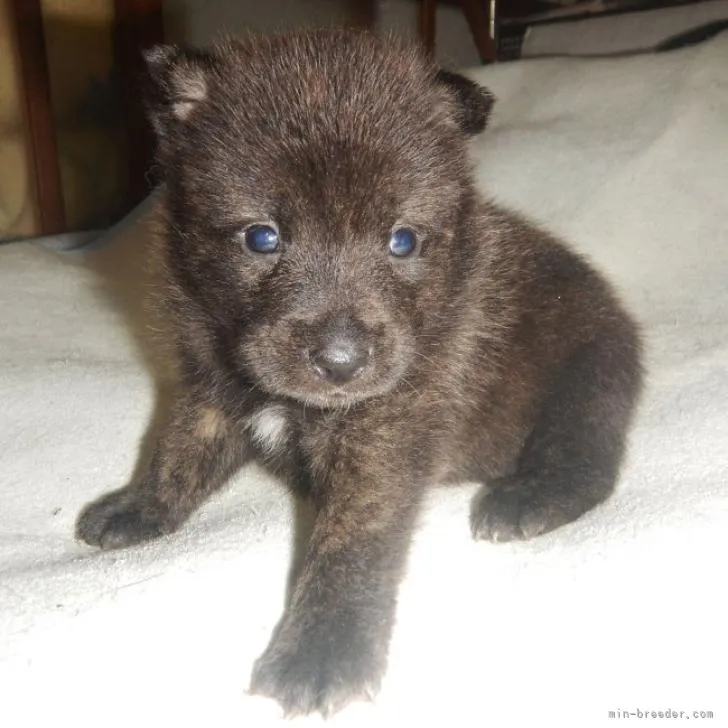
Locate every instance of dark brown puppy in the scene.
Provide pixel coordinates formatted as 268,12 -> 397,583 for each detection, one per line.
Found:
77,30 -> 642,716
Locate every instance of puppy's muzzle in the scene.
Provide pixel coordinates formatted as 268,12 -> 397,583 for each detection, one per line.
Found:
306,315 -> 371,385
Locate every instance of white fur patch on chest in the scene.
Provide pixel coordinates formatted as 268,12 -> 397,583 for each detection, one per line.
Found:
248,405 -> 288,455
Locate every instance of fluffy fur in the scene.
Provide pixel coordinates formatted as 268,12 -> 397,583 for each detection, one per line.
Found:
76,30 -> 643,716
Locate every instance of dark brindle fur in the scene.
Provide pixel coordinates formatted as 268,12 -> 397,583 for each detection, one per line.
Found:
77,29 -> 642,716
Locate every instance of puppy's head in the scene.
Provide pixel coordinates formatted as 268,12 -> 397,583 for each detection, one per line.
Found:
145,30 -> 494,408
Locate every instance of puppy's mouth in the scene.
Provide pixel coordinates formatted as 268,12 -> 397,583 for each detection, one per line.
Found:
266,358 -> 406,409
278,376 -> 400,409
241,344 -> 410,410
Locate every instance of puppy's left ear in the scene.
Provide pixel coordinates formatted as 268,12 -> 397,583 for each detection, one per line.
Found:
436,70 -> 495,135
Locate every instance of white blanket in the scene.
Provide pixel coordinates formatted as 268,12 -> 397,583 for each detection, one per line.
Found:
1,33 -> 727,728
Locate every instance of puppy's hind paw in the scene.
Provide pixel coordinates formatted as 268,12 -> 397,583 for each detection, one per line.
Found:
470,482 -> 571,543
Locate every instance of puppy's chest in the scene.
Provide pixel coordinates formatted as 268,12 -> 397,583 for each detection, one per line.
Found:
245,404 -> 340,464
247,405 -> 291,456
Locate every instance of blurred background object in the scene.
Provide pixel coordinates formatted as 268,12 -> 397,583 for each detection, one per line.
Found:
5,0 -> 163,239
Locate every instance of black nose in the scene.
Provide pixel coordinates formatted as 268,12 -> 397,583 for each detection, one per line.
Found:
309,337 -> 369,384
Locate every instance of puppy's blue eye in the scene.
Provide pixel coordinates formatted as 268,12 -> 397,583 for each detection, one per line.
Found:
245,224 -> 280,254
388,227 -> 418,258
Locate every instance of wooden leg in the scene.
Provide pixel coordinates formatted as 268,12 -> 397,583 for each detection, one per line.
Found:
420,0 -> 437,57
460,0 -> 498,63
10,0 -> 65,235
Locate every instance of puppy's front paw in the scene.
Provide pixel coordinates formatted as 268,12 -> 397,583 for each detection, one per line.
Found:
249,617 -> 384,717
471,481 -> 572,542
76,489 -> 170,549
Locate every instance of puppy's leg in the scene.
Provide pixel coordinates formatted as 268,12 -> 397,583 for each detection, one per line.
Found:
472,323 -> 642,542
76,392 -> 250,549
250,444 -> 421,716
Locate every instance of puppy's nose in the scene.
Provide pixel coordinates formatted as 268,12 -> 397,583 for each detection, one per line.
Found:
310,337 -> 369,384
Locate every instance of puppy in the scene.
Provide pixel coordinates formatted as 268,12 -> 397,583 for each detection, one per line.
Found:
77,30 -> 643,716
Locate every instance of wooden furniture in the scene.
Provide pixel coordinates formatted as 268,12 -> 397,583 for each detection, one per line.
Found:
12,0 -> 65,235
419,0 -> 718,64
420,0 -> 498,63
9,0 -> 163,236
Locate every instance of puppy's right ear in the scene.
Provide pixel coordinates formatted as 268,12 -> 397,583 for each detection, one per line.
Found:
143,45 -> 219,141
